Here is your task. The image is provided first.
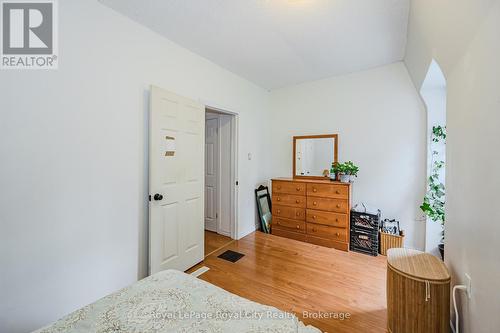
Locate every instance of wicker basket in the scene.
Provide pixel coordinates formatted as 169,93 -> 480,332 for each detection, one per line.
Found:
379,232 -> 404,256
387,248 -> 450,332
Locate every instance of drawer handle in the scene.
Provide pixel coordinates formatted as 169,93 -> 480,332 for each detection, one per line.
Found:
296,225 -> 300,230
277,186 -> 281,190
277,209 -> 281,214
312,228 -> 316,232
296,212 -> 300,216
313,188 -> 317,192
335,218 -> 339,222
277,222 -> 281,226
335,190 -> 340,194
336,232 -> 340,237
313,201 -> 317,206
296,187 -> 301,191
277,197 -> 281,201
296,199 -> 300,204
336,204 -> 341,208
313,215 -> 317,219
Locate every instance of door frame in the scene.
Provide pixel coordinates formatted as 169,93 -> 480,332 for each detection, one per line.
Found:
205,106 -> 238,240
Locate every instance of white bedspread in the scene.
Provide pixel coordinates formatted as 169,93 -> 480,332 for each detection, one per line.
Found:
35,269 -> 321,333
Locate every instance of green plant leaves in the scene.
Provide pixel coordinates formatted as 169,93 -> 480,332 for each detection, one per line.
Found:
432,125 -> 447,142
421,125 -> 446,226
332,161 -> 359,176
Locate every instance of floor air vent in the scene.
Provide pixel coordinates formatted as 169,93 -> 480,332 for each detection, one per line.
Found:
217,250 -> 245,263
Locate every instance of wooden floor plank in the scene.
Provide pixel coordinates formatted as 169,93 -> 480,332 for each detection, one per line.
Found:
204,230 -> 233,256
189,231 -> 388,333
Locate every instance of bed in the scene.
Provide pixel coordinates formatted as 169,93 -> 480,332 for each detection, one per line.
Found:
35,269 -> 321,333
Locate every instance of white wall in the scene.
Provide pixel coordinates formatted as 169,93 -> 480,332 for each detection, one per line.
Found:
269,63 -> 427,249
5,1 -> 492,332
405,1 -> 500,332
0,1 -> 271,332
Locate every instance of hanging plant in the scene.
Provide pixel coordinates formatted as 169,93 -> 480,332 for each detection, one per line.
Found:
432,125 -> 447,142
420,125 -> 446,238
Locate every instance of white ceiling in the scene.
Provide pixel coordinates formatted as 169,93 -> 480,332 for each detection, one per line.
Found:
100,0 -> 410,90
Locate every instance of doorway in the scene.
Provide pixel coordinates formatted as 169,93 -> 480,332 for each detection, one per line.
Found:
204,107 -> 237,256
420,60 -> 447,258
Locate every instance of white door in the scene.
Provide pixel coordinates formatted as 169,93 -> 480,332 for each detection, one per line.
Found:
204,115 -> 219,232
149,86 -> 204,274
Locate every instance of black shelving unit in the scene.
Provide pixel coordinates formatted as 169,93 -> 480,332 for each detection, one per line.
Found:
350,209 -> 381,256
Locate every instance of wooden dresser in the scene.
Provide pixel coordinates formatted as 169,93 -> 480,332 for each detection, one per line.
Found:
271,178 -> 352,251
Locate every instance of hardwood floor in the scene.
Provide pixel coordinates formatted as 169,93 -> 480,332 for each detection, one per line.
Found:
204,230 -> 234,256
190,231 -> 387,333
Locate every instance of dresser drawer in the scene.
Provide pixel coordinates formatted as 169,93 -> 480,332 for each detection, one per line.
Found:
307,197 -> 349,213
307,223 -> 348,242
273,181 -> 306,195
272,227 -> 307,242
273,217 -> 306,233
272,205 -> 305,221
272,194 -> 306,208
306,209 -> 347,228
306,235 -> 349,251
307,183 -> 349,199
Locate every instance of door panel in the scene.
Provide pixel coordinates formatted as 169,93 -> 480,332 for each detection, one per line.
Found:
185,197 -> 203,251
159,129 -> 179,185
160,202 -> 178,264
149,86 -> 204,274
205,187 -> 215,219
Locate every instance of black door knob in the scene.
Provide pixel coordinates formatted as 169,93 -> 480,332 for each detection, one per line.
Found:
154,193 -> 163,201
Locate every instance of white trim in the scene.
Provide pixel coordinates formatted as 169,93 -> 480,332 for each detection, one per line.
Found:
230,113 -> 238,240
202,103 -> 239,116
190,266 -> 210,278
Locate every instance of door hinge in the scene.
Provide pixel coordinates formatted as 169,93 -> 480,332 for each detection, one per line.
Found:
149,195 -> 151,201
216,213 -> 218,219
236,181 -> 239,186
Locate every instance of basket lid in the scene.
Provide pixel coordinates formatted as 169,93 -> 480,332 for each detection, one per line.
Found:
387,248 -> 450,282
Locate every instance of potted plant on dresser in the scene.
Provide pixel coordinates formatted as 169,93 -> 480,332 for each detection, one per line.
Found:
332,161 -> 359,183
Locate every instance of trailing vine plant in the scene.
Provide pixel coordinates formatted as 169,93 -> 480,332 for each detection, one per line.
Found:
420,125 -> 446,240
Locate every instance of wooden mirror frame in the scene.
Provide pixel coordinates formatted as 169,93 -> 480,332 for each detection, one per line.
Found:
293,134 -> 338,180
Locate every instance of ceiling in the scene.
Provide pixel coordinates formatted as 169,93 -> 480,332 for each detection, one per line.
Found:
99,0 -> 410,90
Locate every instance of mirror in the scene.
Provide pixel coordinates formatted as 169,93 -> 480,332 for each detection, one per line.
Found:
293,134 -> 338,178
255,185 -> 272,233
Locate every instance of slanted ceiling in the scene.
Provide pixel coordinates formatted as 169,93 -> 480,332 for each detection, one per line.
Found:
100,0 -> 410,90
